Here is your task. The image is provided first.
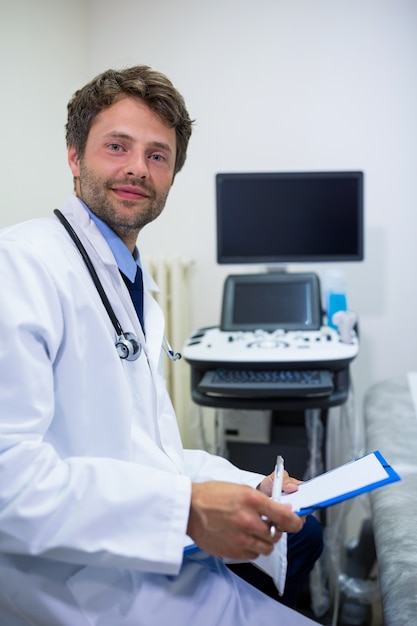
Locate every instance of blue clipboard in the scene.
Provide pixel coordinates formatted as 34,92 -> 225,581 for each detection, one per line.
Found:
281,450 -> 401,516
183,450 -> 401,555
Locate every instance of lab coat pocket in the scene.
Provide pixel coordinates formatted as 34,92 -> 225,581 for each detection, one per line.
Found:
67,565 -> 135,626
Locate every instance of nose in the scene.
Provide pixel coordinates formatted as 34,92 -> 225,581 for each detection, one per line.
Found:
125,151 -> 149,179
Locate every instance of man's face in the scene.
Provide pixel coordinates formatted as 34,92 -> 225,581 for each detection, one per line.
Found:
68,96 -> 177,250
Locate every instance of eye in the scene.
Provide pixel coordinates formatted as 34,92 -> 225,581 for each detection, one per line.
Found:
108,143 -> 124,152
150,153 -> 165,162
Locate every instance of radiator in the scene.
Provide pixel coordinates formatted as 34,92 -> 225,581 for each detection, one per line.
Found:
144,256 -> 194,447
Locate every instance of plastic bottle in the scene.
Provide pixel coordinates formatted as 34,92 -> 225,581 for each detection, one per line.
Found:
323,269 -> 347,329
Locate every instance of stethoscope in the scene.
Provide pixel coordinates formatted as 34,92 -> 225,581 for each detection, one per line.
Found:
54,209 -> 181,363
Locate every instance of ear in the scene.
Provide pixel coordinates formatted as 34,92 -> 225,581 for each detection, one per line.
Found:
68,146 -> 80,177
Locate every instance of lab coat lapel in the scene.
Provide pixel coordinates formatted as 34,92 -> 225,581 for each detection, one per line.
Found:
58,197 -> 185,472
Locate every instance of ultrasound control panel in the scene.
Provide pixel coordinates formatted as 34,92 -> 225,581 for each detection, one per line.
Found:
183,326 -> 359,371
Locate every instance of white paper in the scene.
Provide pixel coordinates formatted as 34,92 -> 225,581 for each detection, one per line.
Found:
281,451 -> 391,514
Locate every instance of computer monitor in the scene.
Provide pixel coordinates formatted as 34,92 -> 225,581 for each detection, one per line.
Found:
221,272 -> 322,332
216,171 -> 364,266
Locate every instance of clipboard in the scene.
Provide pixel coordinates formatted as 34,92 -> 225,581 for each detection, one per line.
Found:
183,450 -> 400,555
281,450 -> 401,516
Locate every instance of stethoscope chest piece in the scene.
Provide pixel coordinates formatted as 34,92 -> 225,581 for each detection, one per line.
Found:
115,332 -> 142,361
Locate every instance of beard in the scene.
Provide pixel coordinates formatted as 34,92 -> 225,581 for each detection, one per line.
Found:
77,162 -> 170,237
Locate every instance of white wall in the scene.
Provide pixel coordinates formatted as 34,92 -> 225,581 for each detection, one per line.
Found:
2,0 -> 417,435
89,0 -> 417,419
0,0 -> 90,221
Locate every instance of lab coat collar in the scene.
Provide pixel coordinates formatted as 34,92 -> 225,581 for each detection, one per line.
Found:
59,195 -> 160,294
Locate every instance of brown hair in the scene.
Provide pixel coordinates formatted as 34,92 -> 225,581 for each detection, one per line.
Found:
66,66 -> 193,175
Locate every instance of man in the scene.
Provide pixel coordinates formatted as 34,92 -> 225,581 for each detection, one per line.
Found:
0,66 -> 322,625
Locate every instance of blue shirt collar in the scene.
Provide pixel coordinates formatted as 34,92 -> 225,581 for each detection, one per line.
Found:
81,201 -> 140,282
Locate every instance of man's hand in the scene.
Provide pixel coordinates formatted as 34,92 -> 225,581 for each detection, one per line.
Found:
257,469 -> 302,497
187,481 -> 303,561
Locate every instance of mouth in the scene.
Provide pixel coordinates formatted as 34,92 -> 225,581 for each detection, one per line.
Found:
112,185 -> 149,201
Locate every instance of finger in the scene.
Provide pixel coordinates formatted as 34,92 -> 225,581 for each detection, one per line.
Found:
262,525 -> 284,549
282,471 -> 303,493
258,518 -> 284,546
282,479 -> 302,494
250,533 -> 282,557
227,523 -> 279,560
256,473 -> 274,496
267,520 -> 286,541
262,502 -> 303,534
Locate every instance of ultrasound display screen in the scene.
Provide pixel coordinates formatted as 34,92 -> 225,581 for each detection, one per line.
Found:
233,282 -> 310,326
221,273 -> 322,331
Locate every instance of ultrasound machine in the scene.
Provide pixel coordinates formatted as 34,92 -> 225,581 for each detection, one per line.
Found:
183,170 -> 364,479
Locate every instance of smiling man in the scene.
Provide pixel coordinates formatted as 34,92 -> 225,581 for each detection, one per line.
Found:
68,96 -> 176,250
0,66 -> 322,625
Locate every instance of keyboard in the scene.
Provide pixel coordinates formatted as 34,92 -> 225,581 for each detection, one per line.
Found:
197,368 -> 334,398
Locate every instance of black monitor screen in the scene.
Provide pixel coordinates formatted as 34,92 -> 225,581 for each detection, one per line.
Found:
233,282 -> 312,326
221,273 -> 322,331
216,171 -> 364,264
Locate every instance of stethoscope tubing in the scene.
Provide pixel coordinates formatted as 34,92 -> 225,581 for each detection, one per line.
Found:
54,209 -> 180,362
54,209 -> 125,338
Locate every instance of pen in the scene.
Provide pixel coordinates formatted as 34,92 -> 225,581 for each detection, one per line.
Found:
272,455 -> 284,502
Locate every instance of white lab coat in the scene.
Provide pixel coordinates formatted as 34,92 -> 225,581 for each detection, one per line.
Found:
0,197 -> 317,625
